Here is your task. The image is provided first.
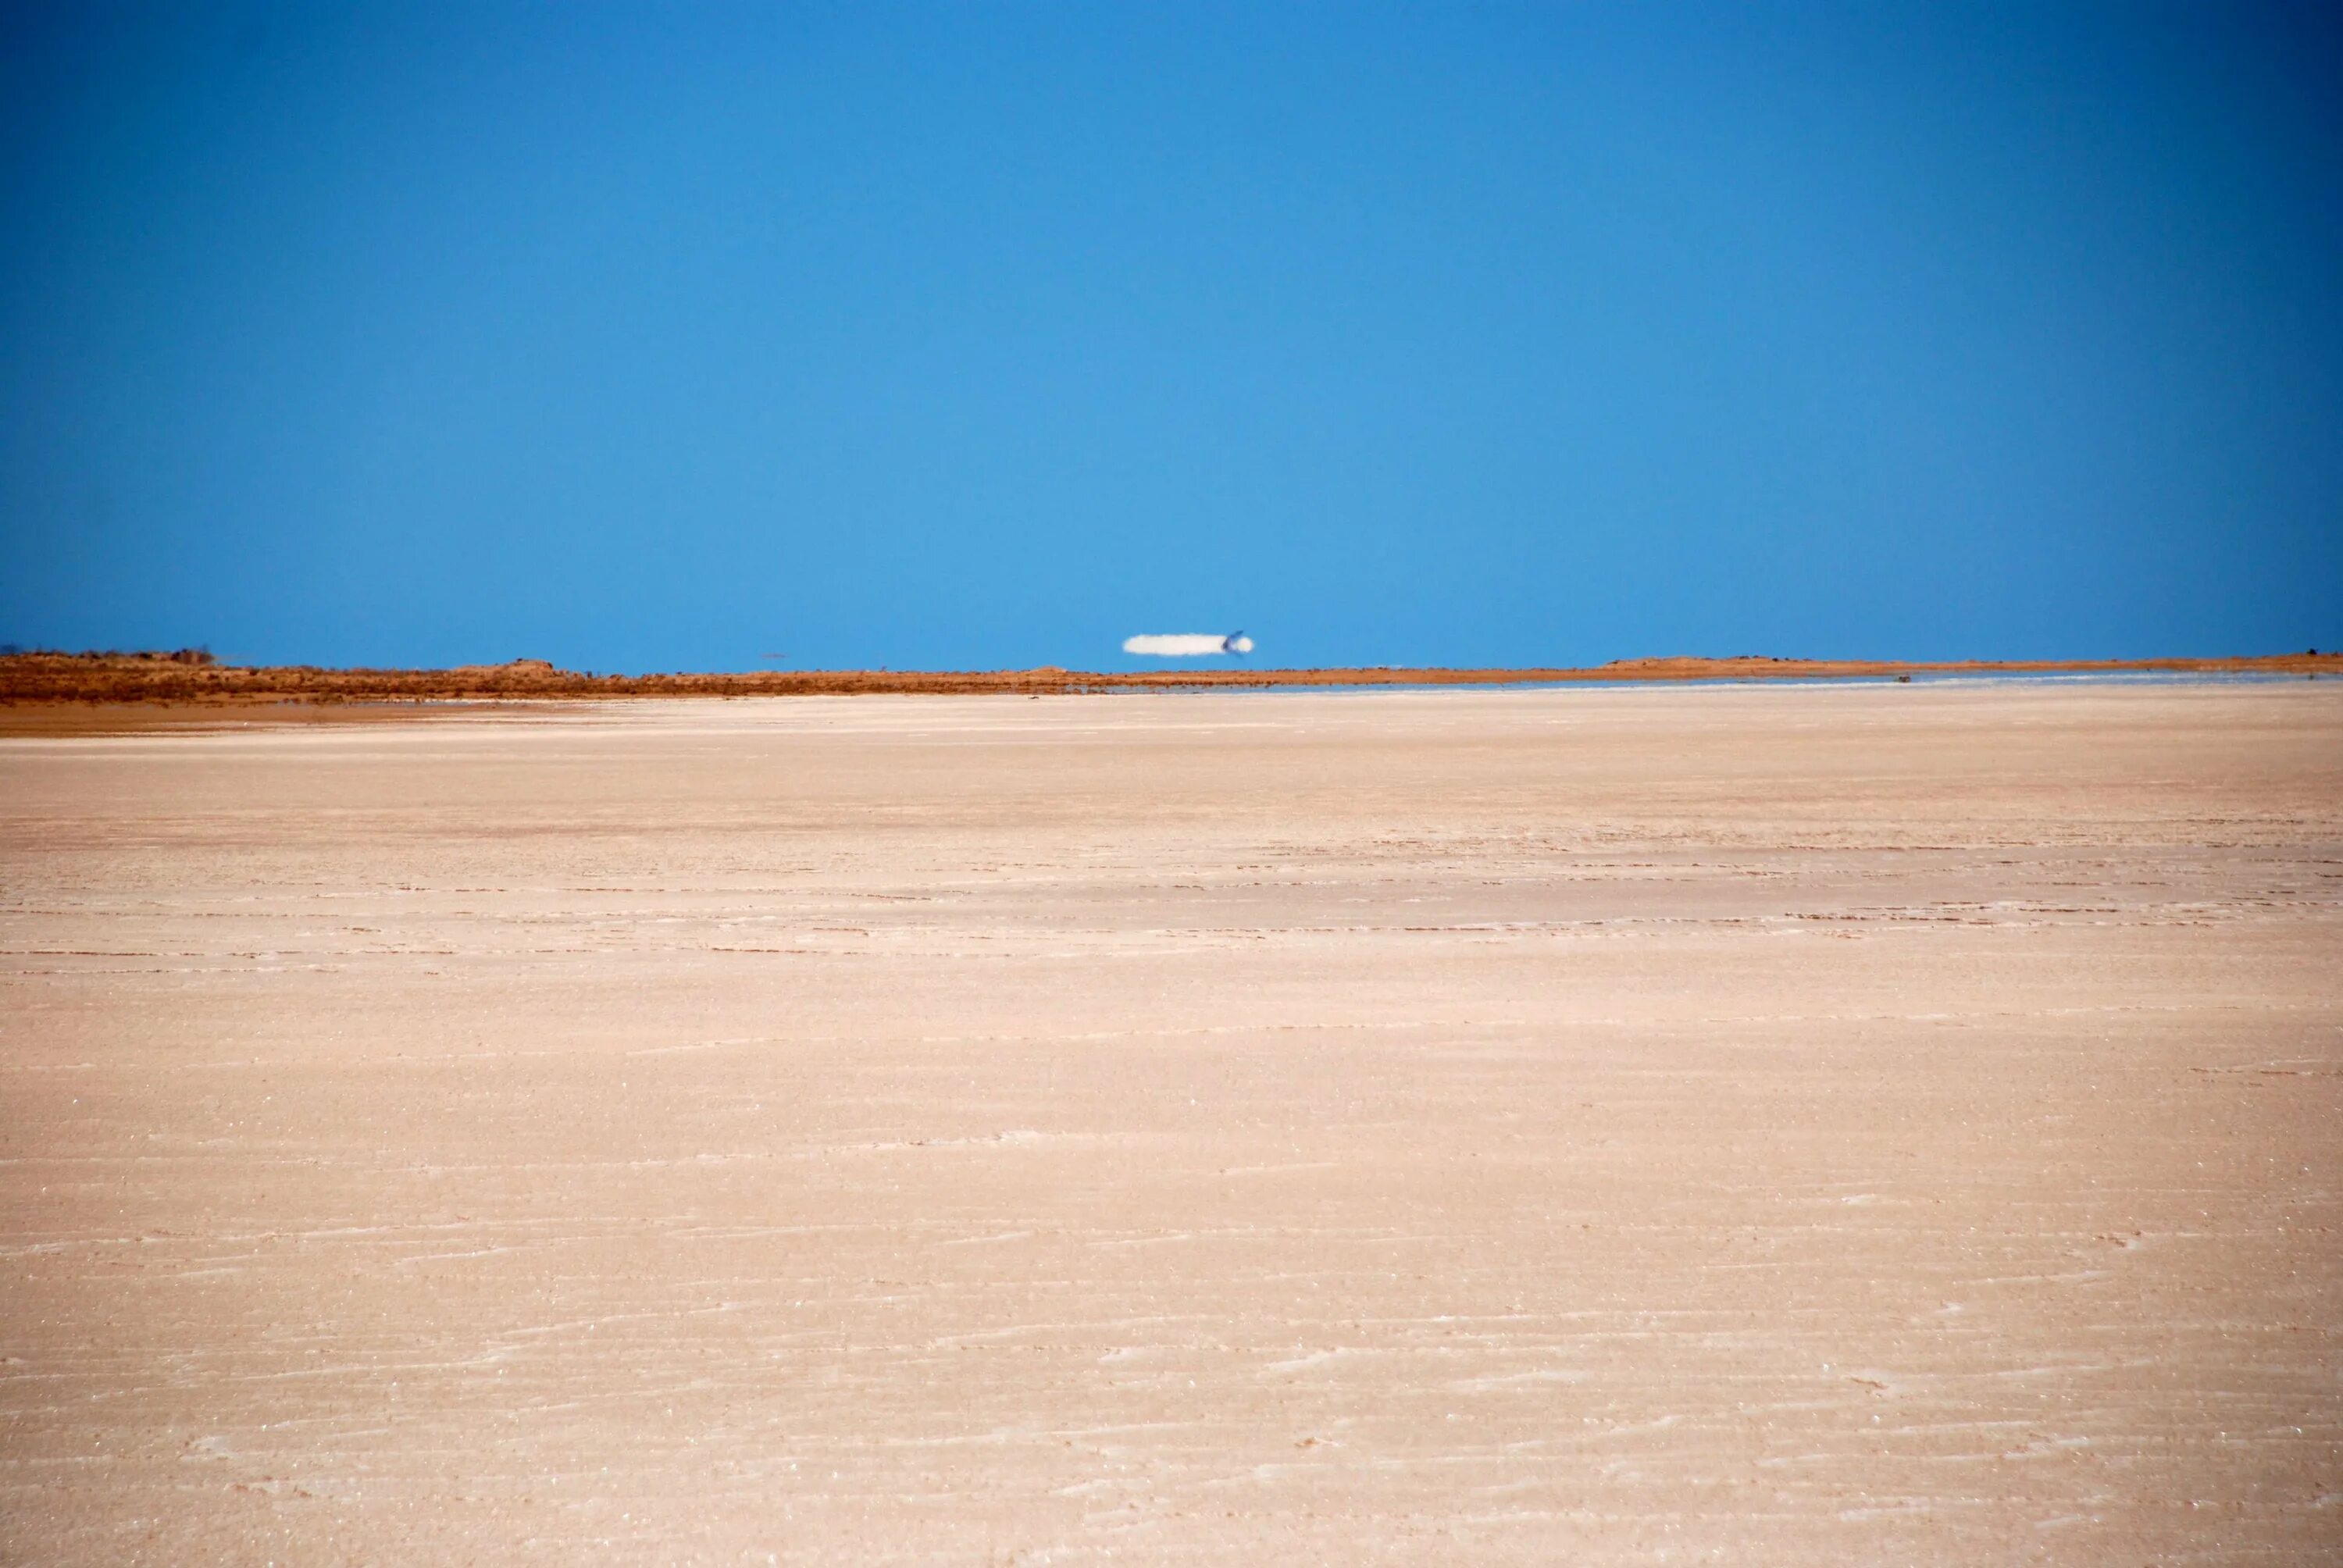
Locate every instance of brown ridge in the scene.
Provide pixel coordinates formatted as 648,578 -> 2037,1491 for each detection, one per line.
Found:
1,647 -> 2336,708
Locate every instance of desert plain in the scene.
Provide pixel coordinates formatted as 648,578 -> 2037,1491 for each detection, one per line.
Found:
2,679 -> 2339,1564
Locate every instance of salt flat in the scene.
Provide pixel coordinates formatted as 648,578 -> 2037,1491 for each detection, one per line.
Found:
2,682 -> 2338,1564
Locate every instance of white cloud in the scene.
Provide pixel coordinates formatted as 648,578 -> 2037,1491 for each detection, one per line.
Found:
1124,633 -> 1252,657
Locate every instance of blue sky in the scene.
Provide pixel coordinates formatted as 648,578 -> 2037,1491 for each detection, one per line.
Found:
3,2 -> 2338,672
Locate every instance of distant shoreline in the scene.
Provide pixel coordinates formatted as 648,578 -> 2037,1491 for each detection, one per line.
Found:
2,649 -> 2335,715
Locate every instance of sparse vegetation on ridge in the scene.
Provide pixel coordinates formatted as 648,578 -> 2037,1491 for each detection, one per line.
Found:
0,648 -> 2336,707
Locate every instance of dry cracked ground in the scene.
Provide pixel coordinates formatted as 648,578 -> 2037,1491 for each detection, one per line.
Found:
2,682 -> 2339,1564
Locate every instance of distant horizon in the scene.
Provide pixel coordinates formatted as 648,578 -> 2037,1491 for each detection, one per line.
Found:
6,643 -> 2333,678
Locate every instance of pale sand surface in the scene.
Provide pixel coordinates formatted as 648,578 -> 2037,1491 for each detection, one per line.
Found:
2,684 -> 2339,1564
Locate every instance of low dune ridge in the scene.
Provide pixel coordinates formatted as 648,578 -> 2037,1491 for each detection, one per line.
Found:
2,647 -> 2336,715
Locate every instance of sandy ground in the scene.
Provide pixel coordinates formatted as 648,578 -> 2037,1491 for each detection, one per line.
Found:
2,683 -> 2338,1565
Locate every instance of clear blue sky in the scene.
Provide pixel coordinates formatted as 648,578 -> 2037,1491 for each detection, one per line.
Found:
4,2 -> 2338,672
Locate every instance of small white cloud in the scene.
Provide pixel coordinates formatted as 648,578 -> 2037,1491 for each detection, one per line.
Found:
1125,633 -> 1252,657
